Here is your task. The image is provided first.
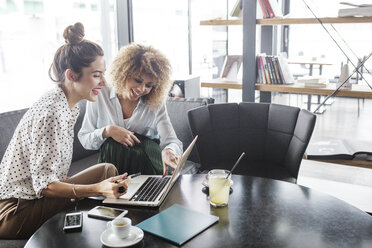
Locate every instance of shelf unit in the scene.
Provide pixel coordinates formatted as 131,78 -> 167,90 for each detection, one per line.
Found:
201,79 -> 372,99
200,16 -> 372,26
200,0 -> 372,103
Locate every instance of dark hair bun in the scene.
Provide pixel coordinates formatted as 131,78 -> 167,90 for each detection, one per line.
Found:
63,22 -> 85,45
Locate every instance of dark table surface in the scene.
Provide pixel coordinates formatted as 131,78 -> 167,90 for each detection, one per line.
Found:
25,174 -> 372,248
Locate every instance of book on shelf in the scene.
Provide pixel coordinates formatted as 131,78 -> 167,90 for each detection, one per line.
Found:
256,54 -> 293,84
268,0 -> 283,17
297,76 -> 328,88
258,54 -> 271,84
263,0 -> 275,18
256,56 -> 265,84
266,56 -> 277,84
305,139 -> 372,160
274,57 -> 285,84
258,0 -> 270,18
220,55 -> 242,81
230,0 -> 242,18
338,6 -> 372,17
260,0 -> 283,18
277,54 -> 295,84
232,0 -> 283,19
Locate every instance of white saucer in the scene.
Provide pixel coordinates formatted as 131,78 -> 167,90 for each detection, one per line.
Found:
202,179 -> 234,187
100,226 -> 144,248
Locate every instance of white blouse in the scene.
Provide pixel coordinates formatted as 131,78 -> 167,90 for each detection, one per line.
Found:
78,86 -> 183,156
0,87 -> 79,200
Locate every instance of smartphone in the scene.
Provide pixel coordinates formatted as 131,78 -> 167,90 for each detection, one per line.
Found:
87,206 -> 128,220
63,212 -> 83,232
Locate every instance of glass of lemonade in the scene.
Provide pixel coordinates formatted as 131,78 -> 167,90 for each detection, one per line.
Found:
208,170 -> 231,207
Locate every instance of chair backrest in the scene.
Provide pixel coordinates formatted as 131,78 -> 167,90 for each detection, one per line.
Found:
188,102 -> 316,179
166,97 -> 214,163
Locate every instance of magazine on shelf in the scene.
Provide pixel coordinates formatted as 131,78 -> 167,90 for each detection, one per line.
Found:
338,6 -> 372,17
297,76 -> 328,88
339,2 -> 372,8
305,139 -> 372,160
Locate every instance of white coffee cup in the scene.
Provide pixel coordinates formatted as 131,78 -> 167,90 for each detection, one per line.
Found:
107,217 -> 132,239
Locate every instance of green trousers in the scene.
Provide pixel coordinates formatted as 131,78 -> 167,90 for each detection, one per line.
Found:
98,135 -> 164,175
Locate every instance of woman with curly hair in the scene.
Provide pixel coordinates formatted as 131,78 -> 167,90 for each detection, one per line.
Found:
0,23 -> 130,239
78,43 -> 182,177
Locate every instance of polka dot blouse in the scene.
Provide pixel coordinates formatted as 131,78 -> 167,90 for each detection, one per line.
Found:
0,87 -> 79,200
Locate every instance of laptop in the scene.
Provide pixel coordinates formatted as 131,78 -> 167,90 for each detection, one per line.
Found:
103,136 -> 198,207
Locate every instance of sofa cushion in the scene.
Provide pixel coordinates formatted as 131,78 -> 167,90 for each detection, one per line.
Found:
0,239 -> 27,248
0,108 -> 28,161
0,101 -> 97,163
68,153 -> 100,177
72,100 -> 98,162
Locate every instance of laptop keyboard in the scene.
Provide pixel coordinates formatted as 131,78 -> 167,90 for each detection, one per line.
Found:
130,177 -> 171,202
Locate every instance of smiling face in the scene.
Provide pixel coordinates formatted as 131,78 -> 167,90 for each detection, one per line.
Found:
71,56 -> 106,102
122,74 -> 154,102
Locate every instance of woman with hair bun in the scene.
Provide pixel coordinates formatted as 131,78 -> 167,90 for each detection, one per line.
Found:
0,23 -> 130,239
78,43 -> 183,177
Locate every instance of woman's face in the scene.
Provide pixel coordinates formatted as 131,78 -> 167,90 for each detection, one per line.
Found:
72,56 -> 106,102
123,74 -> 154,102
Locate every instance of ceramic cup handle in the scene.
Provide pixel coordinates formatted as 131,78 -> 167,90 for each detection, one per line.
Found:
106,221 -> 112,228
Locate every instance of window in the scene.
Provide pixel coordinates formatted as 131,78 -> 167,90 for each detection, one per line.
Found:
289,0 -> 372,81
0,0 -> 117,113
132,0 -> 189,78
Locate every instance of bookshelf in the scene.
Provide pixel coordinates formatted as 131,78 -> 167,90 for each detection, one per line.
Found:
200,0 -> 372,103
201,79 -> 372,99
200,16 -> 372,26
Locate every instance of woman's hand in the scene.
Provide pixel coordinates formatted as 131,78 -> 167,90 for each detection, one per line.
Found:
97,173 -> 130,199
104,125 -> 141,147
162,148 -> 180,177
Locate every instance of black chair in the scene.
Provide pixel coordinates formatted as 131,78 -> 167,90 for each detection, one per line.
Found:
187,102 -> 316,183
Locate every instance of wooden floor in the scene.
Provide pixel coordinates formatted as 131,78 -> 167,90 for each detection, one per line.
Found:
298,159 -> 372,213
271,94 -> 372,142
272,94 -> 372,213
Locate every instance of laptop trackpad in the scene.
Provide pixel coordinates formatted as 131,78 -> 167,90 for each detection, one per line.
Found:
119,182 -> 142,200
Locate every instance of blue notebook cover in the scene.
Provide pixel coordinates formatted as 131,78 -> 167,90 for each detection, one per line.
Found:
136,204 -> 219,245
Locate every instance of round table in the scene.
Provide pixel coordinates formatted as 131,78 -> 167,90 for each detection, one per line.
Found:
25,174 -> 372,248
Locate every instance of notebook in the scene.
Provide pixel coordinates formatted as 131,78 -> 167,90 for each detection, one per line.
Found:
103,136 -> 198,207
136,204 -> 219,245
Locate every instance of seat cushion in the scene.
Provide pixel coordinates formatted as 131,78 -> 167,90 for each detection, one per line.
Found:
0,239 -> 27,248
68,153 -> 99,176
0,108 -> 28,161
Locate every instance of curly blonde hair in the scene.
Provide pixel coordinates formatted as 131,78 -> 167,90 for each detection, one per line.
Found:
110,43 -> 172,107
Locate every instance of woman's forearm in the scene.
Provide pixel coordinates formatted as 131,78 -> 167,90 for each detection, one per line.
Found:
41,181 -> 101,198
103,125 -> 113,138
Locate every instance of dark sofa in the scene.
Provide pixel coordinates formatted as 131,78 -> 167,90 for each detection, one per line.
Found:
0,97 -> 213,248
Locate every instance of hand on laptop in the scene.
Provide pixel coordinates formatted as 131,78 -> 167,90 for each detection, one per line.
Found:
162,148 -> 180,177
98,173 -> 130,198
